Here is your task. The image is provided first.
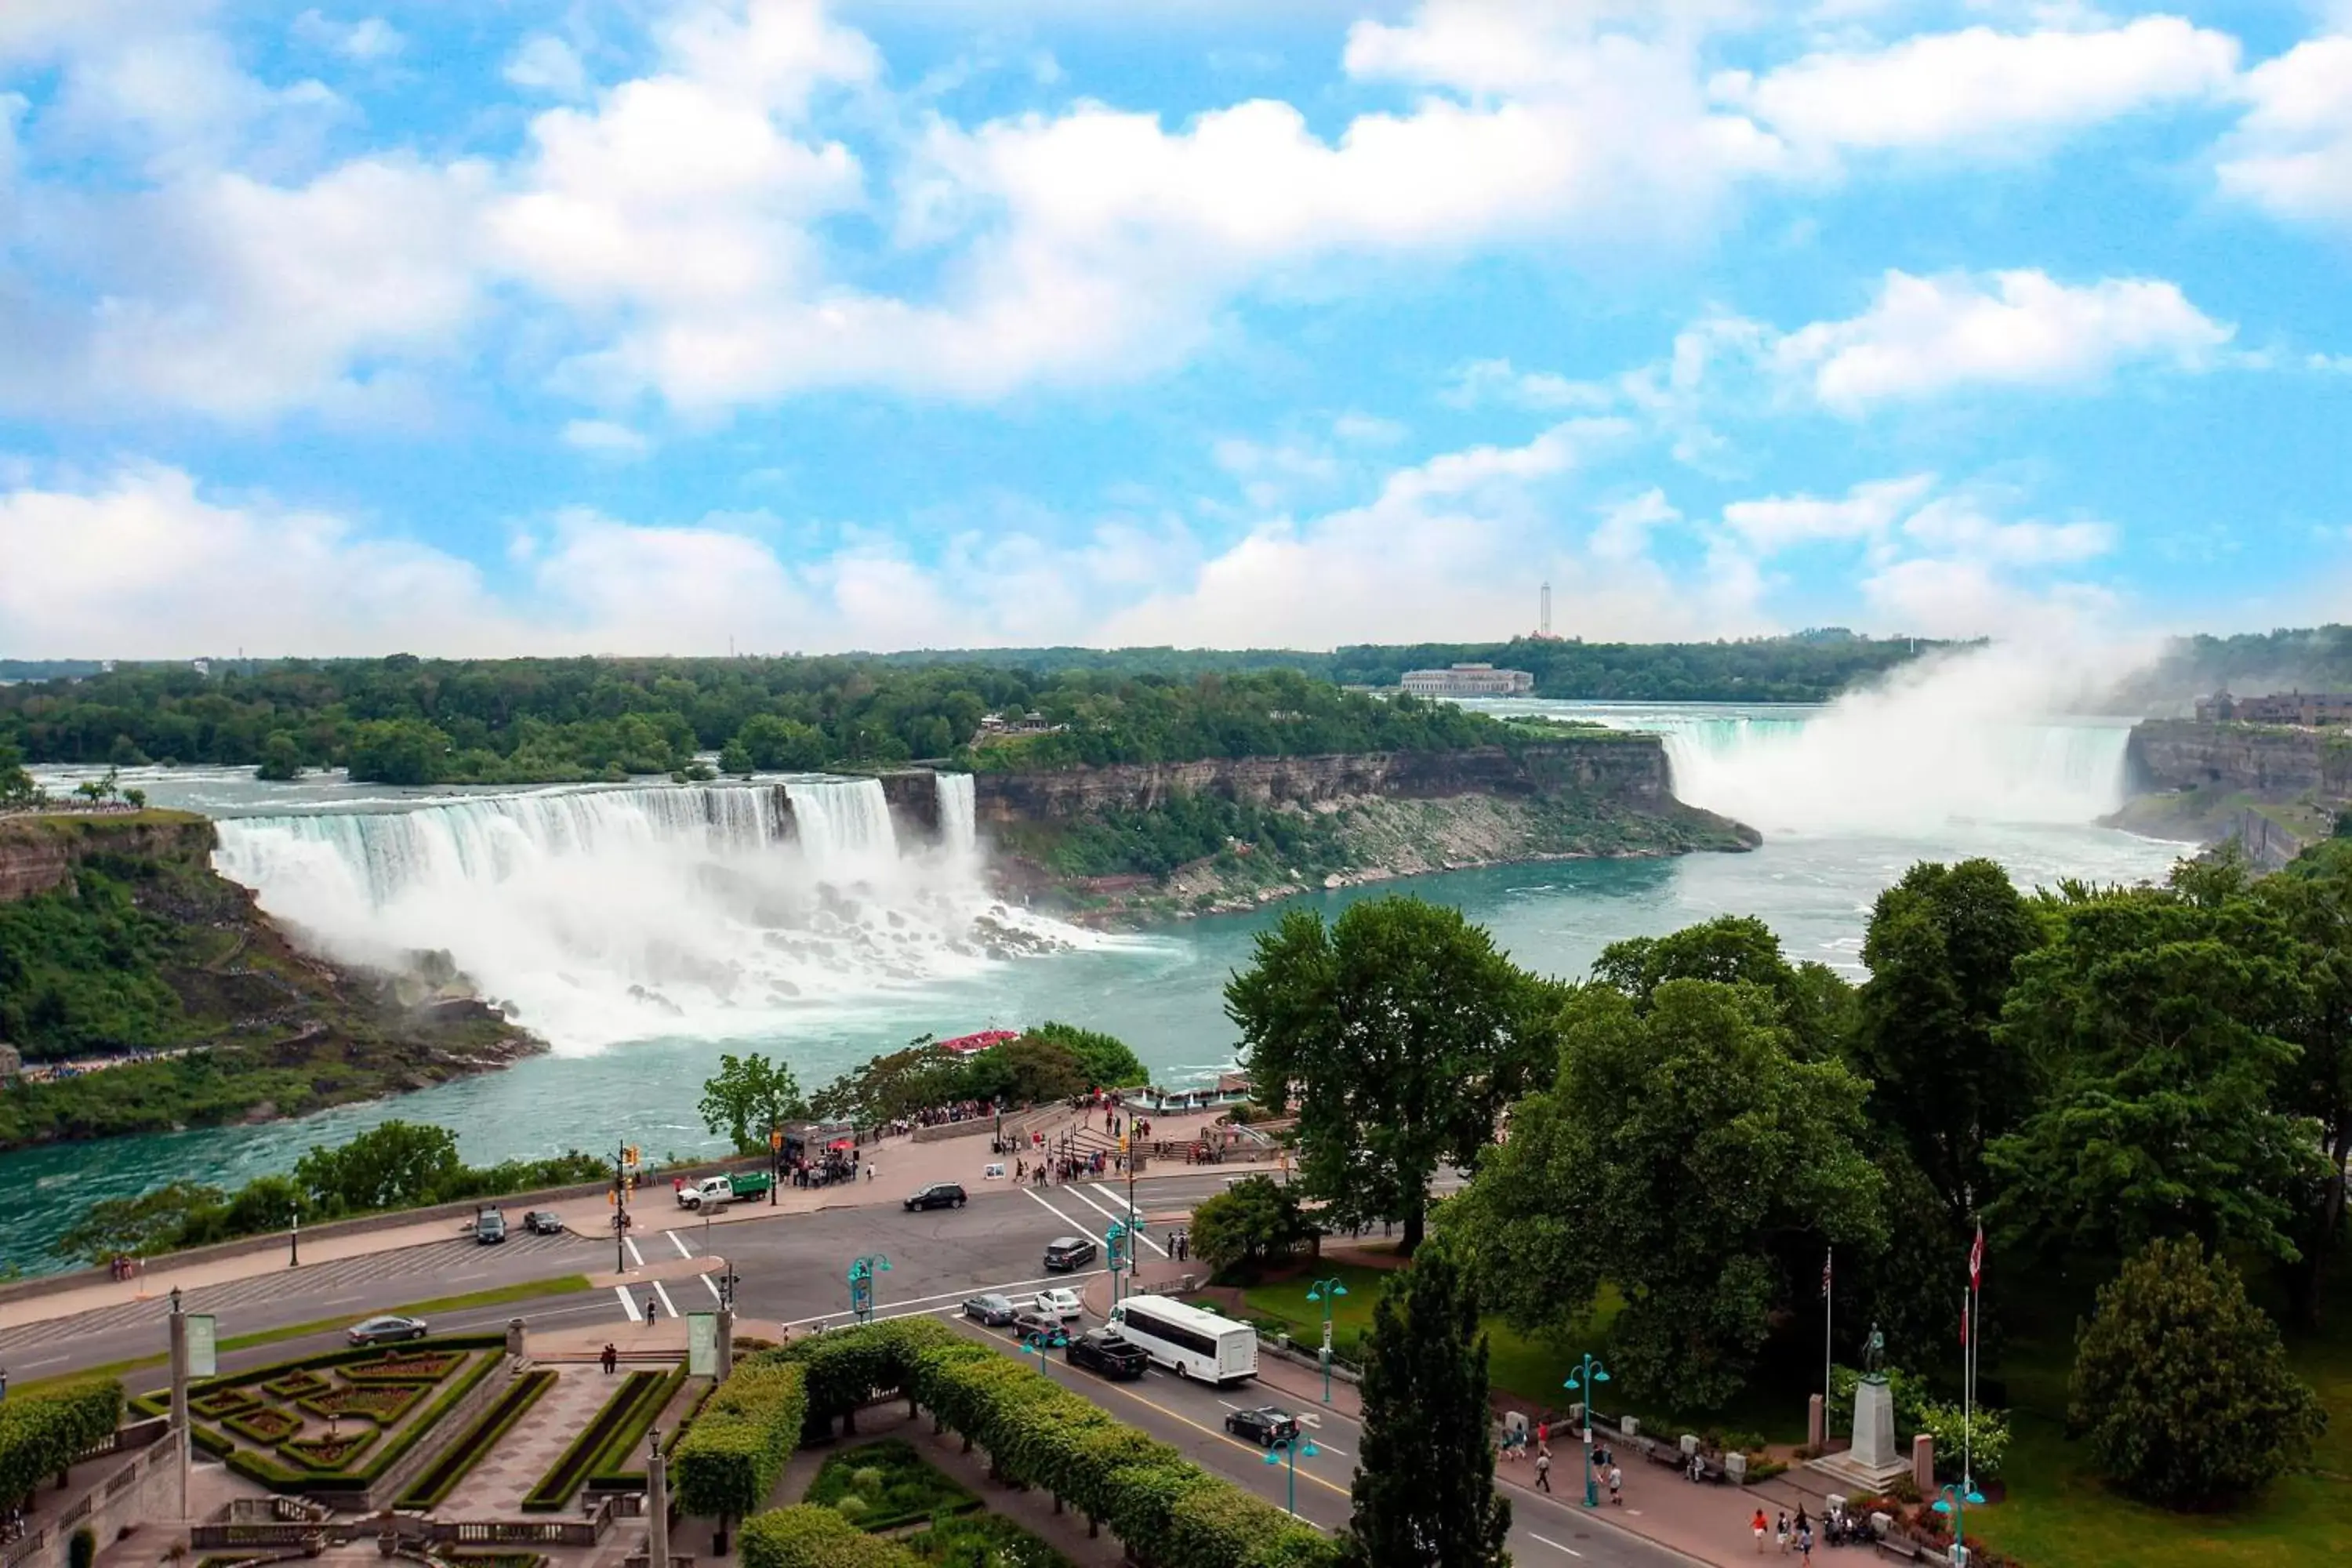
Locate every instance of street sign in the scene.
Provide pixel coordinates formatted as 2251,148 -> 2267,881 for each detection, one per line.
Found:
687,1312 -> 717,1376
187,1314 -> 218,1378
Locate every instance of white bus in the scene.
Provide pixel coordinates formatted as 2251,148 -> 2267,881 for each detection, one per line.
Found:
1109,1294 -> 1258,1385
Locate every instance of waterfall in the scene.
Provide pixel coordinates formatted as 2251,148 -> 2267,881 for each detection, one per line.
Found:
211,779 -> 1075,1053
935,772 -> 978,858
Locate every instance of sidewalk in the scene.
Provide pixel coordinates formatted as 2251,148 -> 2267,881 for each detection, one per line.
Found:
0,1105 -> 1250,1334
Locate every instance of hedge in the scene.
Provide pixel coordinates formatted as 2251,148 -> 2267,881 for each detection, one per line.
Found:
672,1361 -> 809,1523
521,1372 -> 667,1512
584,1365 -> 692,1489
219,1350 -> 501,1494
0,1381 -> 125,1508
399,1370 -> 556,1510
754,1319 -> 1342,1568
739,1505 -> 916,1568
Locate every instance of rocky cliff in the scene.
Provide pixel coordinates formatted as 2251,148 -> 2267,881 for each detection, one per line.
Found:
968,739 -> 1673,823
0,810 -> 217,901
2113,720 -> 2352,851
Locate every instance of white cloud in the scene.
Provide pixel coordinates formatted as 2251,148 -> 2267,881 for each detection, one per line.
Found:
1722,474 -> 1936,552
1443,358 -> 1617,411
1900,495 -> 2116,564
1330,412 -> 1406,445
1772,269 -> 2232,414
1861,556 -> 2120,639
561,419 -> 652,459
1713,16 -> 2239,159
2216,34 -> 2352,229
291,11 -> 404,62
1590,488 -> 1679,562
505,34 -> 590,100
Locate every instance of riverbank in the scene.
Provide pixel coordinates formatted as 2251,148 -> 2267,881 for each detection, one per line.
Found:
0,811 -> 545,1154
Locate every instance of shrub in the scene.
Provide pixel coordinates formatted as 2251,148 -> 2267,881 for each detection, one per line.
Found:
191,1388 -> 262,1420
585,1365 -> 690,1487
523,1372 -> 667,1512
804,1441 -> 975,1531
672,1362 -> 809,1523
261,1373 -> 329,1401
281,1430 -> 376,1470
343,1351 -> 464,1384
399,1370 -> 555,1510
299,1383 -> 428,1424
0,1381 -> 125,1508
223,1410 -> 302,1446
741,1506 -> 916,1568
2071,1236 -> 2325,1508
1912,1401 -> 2009,1481
67,1528 -> 94,1568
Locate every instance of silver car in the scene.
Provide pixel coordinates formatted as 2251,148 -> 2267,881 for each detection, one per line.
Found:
347,1314 -> 428,1346
961,1293 -> 1016,1327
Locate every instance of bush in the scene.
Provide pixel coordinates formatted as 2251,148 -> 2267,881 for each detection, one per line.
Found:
0,1381 -> 124,1508
673,1361 -> 809,1522
68,1528 -> 94,1568
1911,1400 -> 2009,1481
740,1504 -> 916,1568
523,1372 -> 668,1512
400,1370 -> 555,1510
804,1440 -> 976,1531
2070,1235 -> 2325,1508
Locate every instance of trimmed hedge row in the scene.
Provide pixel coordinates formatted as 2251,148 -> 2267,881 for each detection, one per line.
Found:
399,1370 -> 556,1511
584,1365 -> 693,1490
739,1505 -> 917,1568
761,1319 -> 1341,1568
0,1381 -> 125,1508
521,1372 -> 667,1512
672,1361 -> 809,1523
219,1351 -> 502,1494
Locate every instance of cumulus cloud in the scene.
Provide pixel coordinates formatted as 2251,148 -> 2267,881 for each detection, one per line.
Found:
505,34 -> 590,100
561,419 -> 652,459
1722,474 -> 1936,552
1770,269 -> 2233,414
2217,34 -> 2352,229
291,12 -> 404,63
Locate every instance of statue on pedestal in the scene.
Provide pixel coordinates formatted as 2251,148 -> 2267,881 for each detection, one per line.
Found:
1861,1324 -> 1888,1384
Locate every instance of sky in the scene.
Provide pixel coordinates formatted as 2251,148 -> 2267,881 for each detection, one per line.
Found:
0,0 -> 2347,659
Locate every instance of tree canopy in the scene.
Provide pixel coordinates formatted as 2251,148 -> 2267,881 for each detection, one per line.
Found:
699,1052 -> 811,1156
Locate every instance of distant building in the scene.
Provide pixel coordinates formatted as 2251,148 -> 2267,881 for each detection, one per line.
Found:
1399,662 -> 1535,699
977,710 -> 1062,737
2197,689 -> 2352,726
0,1044 -> 19,1083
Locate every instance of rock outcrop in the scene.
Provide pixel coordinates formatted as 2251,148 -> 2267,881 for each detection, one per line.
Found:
2114,720 -> 2352,850
0,811 -> 217,902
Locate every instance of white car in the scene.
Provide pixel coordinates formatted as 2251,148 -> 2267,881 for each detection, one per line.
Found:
1035,1287 -> 1083,1319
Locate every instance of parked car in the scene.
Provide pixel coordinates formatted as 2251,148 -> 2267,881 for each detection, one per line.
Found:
1224,1406 -> 1301,1447
1034,1286 -> 1083,1319
906,1182 -> 968,1212
522,1210 -> 564,1236
1065,1330 -> 1151,1381
474,1207 -> 506,1244
348,1314 -> 429,1346
1043,1236 -> 1098,1272
962,1293 -> 1017,1327
1011,1310 -> 1067,1345
678,1172 -> 774,1209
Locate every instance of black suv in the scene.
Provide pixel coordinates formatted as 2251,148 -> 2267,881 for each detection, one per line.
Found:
1044,1235 -> 1098,1271
905,1182 -> 967,1212
522,1210 -> 564,1236
1065,1330 -> 1150,1381
1224,1406 -> 1300,1446
474,1207 -> 507,1245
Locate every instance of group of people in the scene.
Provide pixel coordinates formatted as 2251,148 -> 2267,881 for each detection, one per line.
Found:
1752,1505 -> 1817,1563
890,1098 -> 996,1134
784,1148 -> 858,1187
1499,1419 -> 1624,1505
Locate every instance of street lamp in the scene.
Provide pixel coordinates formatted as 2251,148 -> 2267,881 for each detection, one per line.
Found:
288,1206 -> 300,1269
1932,1479 -> 1986,1566
1563,1353 -> 1610,1508
1262,1433 -> 1319,1516
1021,1327 -> 1064,1375
1305,1278 -> 1348,1404
848,1254 -> 891,1325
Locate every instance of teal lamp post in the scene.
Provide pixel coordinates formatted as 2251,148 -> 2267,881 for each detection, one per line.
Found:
848,1254 -> 891,1325
1106,1221 -> 1129,1306
1022,1325 -> 1063,1374
1933,1479 -> 1985,1566
1263,1433 -> 1320,1516
1563,1353 -> 1610,1508
1305,1278 -> 1348,1404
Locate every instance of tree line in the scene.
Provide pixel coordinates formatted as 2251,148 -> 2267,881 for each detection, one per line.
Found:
1217,844 -> 2352,1514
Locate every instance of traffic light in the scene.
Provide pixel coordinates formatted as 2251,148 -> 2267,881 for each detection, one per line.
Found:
622,1145 -> 641,1169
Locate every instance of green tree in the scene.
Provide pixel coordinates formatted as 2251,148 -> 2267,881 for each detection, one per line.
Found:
345,718 -> 452,786
1342,1246 -> 1511,1568
1984,888 -> 2322,1265
1020,1022 -> 1147,1088
1849,859 -> 2042,1214
0,737 -> 35,805
734,714 -> 829,772
56,1182 -> 227,1264
292,1120 -> 464,1213
1592,914 -> 1855,1058
718,739 -> 754,775
2070,1235 -> 2324,1508
1186,1176 -> 1316,1278
956,1036 -> 1086,1108
2251,854 -> 2352,1325
256,731 -> 303,782
1227,898 -> 1553,1255
1444,980 -> 1886,1409
699,1051 -> 810,1156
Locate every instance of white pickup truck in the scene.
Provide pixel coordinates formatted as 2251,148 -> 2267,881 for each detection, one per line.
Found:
677,1174 -> 749,1210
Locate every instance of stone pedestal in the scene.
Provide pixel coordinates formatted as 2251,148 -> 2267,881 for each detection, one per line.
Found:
1911,1435 -> 1935,1496
1805,1377 -> 1913,1494
1808,1393 -> 1825,1450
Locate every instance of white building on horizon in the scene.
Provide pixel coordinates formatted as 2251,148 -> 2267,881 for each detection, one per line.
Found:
1399,662 -> 1535,699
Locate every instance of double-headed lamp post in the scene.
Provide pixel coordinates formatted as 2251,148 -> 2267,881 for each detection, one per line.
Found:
1022,1324 -> 1064,1375
1305,1278 -> 1348,1404
1262,1432 -> 1319,1516
1563,1353 -> 1611,1508
1933,1479 -> 1985,1566
848,1254 -> 891,1325
288,1204 -> 300,1269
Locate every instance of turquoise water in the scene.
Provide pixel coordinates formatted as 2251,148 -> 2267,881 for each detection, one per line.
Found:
2,702 -> 2190,1272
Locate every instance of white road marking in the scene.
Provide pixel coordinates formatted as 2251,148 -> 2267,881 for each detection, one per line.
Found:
1062,1185 -> 1171,1256
625,1236 -> 645,1269
613,1287 -> 642,1323
1528,1535 -> 1581,1557
773,1270 -> 1109,1330
667,1232 -> 694,1260
1022,1187 -> 1097,1236
701,1272 -> 724,1302
652,1280 -> 678,1319
16,1355 -> 64,1369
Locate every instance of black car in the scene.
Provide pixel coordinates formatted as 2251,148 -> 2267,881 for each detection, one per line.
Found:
906,1182 -> 968,1212
1224,1406 -> 1301,1447
1011,1309 -> 1066,1346
1065,1330 -> 1150,1381
522,1210 -> 564,1236
962,1293 -> 1017,1327
1044,1235 -> 1098,1272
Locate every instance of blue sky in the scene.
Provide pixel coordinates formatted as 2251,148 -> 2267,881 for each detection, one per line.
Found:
0,0 -> 2347,658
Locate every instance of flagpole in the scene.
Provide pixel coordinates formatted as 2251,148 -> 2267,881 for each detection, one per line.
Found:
1823,1247 -> 1834,1436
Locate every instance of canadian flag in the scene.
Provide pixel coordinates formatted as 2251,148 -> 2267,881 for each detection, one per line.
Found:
1969,1225 -> 1985,1290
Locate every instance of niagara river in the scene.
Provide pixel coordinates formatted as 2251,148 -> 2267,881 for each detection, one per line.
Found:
0,695 -> 2190,1272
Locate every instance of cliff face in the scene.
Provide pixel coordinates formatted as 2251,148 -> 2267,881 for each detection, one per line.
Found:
2114,720 -> 2352,850
970,739 -> 1671,824
0,811 -> 217,902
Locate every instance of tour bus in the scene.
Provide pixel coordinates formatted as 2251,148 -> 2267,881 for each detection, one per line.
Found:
1108,1294 -> 1258,1385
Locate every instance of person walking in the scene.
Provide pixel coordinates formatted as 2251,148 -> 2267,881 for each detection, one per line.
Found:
1776,1511 -> 1790,1552
1798,1523 -> 1813,1564
1607,1462 -> 1623,1505
1534,1447 -> 1552,1493
1751,1509 -> 1769,1552
643,1293 -> 658,1323
601,1342 -> 618,1374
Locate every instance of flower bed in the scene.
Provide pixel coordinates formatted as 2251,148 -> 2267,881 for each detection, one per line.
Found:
808,1442 -> 980,1533
521,1372 -> 668,1512
343,1351 -> 464,1385
906,1514 -> 1074,1568
281,1429 -> 377,1469
397,1370 -> 556,1512
223,1409 -> 302,1445
261,1373 -> 328,1401
191,1388 -> 263,1420
299,1383 -> 429,1424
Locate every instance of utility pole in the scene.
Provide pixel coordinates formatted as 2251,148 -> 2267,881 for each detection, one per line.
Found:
168,1288 -> 190,1522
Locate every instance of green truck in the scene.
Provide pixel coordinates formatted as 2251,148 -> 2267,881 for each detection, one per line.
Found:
677,1171 -> 774,1209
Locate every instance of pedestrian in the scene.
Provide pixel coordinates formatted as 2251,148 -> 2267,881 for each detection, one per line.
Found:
643,1294 -> 657,1323
1751,1509 -> 1769,1552
1167,1229 -> 1178,1256
1776,1511 -> 1790,1552
1607,1463 -> 1623,1505
1798,1524 -> 1813,1564
1537,1419 -> 1549,1450
1534,1447 -> 1552,1493
866,1161 -> 874,1181
601,1342 -> 618,1375
1794,1506 -> 1810,1541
